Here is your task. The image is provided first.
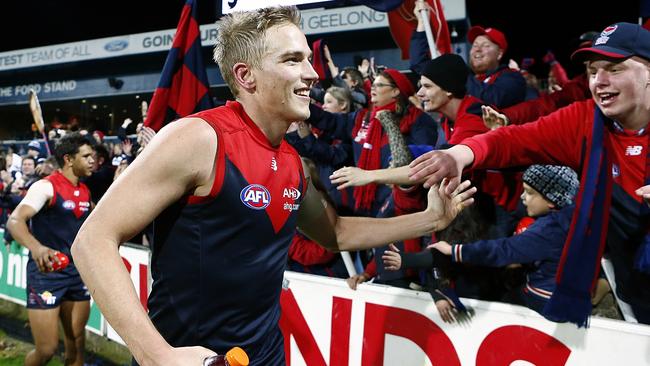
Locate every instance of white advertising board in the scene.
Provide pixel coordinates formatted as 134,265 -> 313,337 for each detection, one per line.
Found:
281,271 -> 650,365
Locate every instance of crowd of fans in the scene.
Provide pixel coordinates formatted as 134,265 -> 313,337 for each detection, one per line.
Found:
0,118 -> 156,246
284,3 -> 631,324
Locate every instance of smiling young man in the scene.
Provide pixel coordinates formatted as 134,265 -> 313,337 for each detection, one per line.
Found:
71,6 -> 476,366
408,22 -> 650,326
8,133 -> 94,366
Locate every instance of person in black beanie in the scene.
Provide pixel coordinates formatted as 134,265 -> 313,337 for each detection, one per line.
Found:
420,53 -> 469,99
416,53 -> 493,145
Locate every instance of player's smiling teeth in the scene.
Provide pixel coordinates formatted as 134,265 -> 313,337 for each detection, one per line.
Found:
295,88 -> 310,97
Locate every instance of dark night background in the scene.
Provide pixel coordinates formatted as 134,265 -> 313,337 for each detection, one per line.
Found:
0,0 -> 641,77
0,0 -> 642,138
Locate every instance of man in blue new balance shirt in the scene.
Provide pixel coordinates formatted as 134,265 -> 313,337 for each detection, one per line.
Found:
8,133 -> 94,366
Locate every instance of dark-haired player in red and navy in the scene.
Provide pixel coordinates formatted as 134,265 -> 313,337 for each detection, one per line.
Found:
72,6 -> 475,366
8,132 -> 94,366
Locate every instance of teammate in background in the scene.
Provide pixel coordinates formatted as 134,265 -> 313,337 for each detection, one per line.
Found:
71,6 -> 475,366
7,133 -> 94,366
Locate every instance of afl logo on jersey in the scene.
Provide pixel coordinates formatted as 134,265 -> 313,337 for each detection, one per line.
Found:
240,184 -> 271,210
62,200 -> 76,210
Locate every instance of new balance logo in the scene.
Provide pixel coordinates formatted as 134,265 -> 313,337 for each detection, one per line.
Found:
271,157 -> 278,171
625,146 -> 643,156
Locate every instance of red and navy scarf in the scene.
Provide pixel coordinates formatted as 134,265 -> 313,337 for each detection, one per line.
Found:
543,106 -> 614,327
352,102 -> 420,211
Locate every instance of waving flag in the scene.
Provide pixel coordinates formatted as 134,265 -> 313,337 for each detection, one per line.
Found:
352,0 -> 451,60
145,0 -> 214,132
389,0 -> 451,59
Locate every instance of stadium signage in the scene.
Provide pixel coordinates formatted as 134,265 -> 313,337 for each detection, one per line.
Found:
0,1 -> 465,72
0,240 -> 648,363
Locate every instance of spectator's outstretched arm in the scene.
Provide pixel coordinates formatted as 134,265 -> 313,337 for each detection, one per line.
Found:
330,165 -> 411,189
429,218 -> 557,266
71,119 -> 218,366
409,0 -> 431,74
481,105 -> 509,130
298,175 -> 476,251
408,145 -> 475,191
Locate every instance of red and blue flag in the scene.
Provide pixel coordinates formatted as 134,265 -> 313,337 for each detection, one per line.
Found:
145,0 -> 214,132
352,0 -> 452,59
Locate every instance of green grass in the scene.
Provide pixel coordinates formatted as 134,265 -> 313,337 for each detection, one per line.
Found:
0,328 -> 64,365
0,356 -> 64,365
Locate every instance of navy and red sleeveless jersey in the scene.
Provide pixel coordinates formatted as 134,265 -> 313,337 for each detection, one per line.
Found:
148,101 -> 306,364
28,171 -> 91,279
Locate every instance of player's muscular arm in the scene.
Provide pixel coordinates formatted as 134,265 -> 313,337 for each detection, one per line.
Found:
72,119 -> 218,365
298,172 -> 476,252
7,180 -> 55,272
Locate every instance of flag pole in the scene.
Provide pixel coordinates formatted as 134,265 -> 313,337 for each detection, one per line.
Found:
418,3 -> 439,59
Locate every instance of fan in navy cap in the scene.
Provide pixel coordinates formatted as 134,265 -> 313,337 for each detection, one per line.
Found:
572,22 -> 650,61
407,22 -> 650,327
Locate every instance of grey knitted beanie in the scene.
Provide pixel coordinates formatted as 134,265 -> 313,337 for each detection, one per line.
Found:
522,165 -> 579,209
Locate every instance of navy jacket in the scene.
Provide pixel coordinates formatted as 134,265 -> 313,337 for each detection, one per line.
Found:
451,205 -> 574,301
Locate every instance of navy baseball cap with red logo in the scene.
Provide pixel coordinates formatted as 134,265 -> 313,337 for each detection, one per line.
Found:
572,22 -> 650,61
467,26 -> 508,52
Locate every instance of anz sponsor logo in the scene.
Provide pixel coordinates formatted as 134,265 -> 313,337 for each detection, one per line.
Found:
282,187 -> 301,200
104,39 -> 129,52
240,184 -> 271,210
62,200 -> 76,210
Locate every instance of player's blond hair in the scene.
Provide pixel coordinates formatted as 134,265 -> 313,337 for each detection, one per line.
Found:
213,6 -> 301,97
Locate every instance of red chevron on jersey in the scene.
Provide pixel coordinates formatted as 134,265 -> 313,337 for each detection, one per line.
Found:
193,100 -> 306,234
48,171 -> 91,219
228,140 -> 303,233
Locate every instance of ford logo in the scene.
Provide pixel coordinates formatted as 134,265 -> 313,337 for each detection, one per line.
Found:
104,40 -> 129,52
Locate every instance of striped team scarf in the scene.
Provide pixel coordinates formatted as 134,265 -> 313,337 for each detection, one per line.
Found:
543,106 -> 613,327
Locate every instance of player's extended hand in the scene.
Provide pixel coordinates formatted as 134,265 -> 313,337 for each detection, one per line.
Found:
346,273 -> 370,291
427,240 -> 452,256
330,166 -> 372,189
425,179 -> 476,230
382,243 -> 402,271
481,105 -> 509,130
31,245 -> 59,272
408,150 -> 464,190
